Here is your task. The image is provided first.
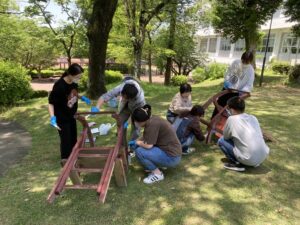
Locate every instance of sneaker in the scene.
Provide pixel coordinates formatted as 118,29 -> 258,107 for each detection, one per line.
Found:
143,173 -> 164,184
182,147 -> 196,155
223,162 -> 245,172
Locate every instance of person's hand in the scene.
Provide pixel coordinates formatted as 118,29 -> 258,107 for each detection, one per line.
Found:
81,96 -> 91,105
128,140 -> 138,150
50,116 -> 61,130
224,81 -> 231,89
123,121 -> 129,129
91,106 -> 100,113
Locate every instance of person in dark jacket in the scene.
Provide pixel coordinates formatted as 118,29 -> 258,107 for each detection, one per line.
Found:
48,63 -> 90,161
173,105 -> 205,155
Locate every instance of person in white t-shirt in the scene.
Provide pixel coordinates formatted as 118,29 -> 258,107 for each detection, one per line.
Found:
217,96 -> 269,172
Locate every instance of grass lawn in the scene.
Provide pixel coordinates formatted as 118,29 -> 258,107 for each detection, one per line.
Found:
0,74 -> 299,225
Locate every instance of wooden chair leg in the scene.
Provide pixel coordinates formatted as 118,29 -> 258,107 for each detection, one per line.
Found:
114,158 -> 127,187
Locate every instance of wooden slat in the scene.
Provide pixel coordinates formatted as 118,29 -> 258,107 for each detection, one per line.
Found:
65,184 -> 98,190
78,154 -> 109,158
79,147 -> 114,151
73,168 -> 103,173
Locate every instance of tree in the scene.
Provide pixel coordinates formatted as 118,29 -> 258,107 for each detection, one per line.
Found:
211,0 -> 282,67
123,0 -> 173,79
25,0 -> 83,65
284,0 -> 300,37
82,0 -> 118,98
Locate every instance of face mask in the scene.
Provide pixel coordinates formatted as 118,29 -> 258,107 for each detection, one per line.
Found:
73,78 -> 80,84
226,108 -> 232,116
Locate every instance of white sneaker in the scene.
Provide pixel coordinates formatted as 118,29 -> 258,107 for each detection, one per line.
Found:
143,173 -> 164,184
182,147 -> 196,155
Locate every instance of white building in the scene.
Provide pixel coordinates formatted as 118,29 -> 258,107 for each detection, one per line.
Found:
196,8 -> 300,66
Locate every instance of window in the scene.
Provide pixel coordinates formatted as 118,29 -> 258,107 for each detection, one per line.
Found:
281,33 -> 300,54
234,39 -> 245,52
199,38 -> 208,52
220,38 -> 231,51
208,38 -> 217,53
258,34 -> 275,53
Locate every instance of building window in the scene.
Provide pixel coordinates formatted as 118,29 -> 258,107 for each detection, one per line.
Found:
220,38 -> 231,51
208,38 -> 217,53
199,38 -> 208,52
258,34 -> 275,53
281,33 -> 300,54
234,39 -> 245,52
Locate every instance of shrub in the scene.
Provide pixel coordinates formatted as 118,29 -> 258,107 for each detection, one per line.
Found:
0,61 -> 32,105
106,63 -> 132,74
78,70 -> 123,91
171,75 -> 188,86
289,64 -> 300,84
29,69 -> 64,79
205,63 -> 227,80
271,61 -> 291,75
30,90 -> 49,99
105,70 -> 123,84
192,67 -> 207,83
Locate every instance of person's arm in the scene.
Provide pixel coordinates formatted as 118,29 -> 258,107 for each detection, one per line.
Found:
189,120 -> 205,142
48,104 -> 55,117
94,84 -> 123,110
239,67 -> 254,92
136,140 -> 153,149
223,118 -> 232,140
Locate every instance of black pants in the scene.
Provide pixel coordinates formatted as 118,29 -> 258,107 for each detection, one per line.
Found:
211,89 -> 239,119
58,119 -> 77,159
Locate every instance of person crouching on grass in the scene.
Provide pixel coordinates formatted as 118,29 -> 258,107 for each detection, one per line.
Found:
130,104 -> 182,184
217,97 -> 269,172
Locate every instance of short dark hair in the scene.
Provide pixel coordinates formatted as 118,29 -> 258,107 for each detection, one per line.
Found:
121,83 -> 138,99
241,51 -> 254,64
190,105 -> 205,117
227,96 -> 245,112
62,63 -> 84,77
180,83 -> 192,94
132,104 -> 152,122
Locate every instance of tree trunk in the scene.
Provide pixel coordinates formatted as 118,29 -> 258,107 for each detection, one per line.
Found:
86,0 -> 118,99
164,1 -> 177,86
133,41 -> 143,79
147,31 -> 152,83
245,30 -> 258,69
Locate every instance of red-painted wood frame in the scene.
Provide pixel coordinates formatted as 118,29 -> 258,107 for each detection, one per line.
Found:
47,111 -> 127,204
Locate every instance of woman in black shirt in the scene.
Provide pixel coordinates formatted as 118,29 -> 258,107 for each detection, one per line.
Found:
48,63 -> 90,161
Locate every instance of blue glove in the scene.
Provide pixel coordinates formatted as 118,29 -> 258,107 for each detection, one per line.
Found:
128,140 -> 137,150
108,97 -> 118,108
81,96 -> 91,105
91,106 -> 100,113
224,81 -> 231,89
123,121 -> 129,129
50,116 -> 60,130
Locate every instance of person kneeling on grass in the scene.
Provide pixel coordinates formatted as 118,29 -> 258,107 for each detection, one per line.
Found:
218,96 -> 269,172
130,104 -> 182,184
173,105 -> 205,155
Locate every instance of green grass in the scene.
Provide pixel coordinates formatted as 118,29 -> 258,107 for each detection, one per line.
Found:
0,76 -> 300,225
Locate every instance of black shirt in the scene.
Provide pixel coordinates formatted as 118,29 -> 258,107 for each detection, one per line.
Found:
48,78 -> 78,123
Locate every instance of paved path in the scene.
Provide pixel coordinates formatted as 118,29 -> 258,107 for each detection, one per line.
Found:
0,121 -> 32,176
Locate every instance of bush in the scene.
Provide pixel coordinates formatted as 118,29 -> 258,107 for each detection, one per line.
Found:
289,64 -> 300,84
171,75 -> 188,86
78,70 -> 123,91
192,67 -> 207,83
106,63 -> 132,74
271,61 -> 292,75
105,70 -> 123,84
0,61 -> 32,105
205,63 -> 227,80
30,90 -> 49,99
29,69 -> 64,79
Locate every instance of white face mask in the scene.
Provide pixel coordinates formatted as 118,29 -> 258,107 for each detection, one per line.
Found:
73,77 -> 80,84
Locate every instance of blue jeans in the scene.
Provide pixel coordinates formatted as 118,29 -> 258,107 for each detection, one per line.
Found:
135,146 -> 181,171
217,137 -> 238,163
172,118 -> 195,152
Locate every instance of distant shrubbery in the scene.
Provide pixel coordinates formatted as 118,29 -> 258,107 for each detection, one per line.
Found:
0,61 -> 32,105
289,64 -> 300,84
29,69 -> 64,78
271,61 -> 292,75
171,75 -> 188,86
78,70 -> 123,91
192,62 -> 227,83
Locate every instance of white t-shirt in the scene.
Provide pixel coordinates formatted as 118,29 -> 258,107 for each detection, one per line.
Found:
223,113 -> 269,166
224,59 -> 255,93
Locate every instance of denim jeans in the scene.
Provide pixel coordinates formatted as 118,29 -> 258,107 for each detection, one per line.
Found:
172,118 -> 195,152
217,137 -> 238,163
135,146 -> 181,171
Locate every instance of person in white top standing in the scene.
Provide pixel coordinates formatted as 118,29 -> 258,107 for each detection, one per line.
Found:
211,51 -> 255,118
217,96 -> 269,172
